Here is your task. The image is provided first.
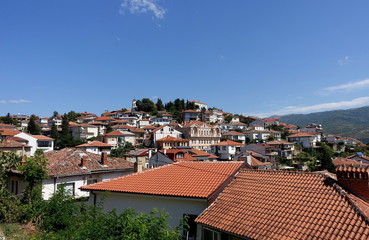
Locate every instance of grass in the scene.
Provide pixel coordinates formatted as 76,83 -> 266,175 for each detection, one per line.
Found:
0,223 -> 36,240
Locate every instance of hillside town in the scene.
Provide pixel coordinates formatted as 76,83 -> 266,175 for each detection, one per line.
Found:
1,98 -> 369,239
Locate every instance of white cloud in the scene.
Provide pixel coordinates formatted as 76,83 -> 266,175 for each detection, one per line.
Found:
317,78 -> 369,95
338,56 -> 351,66
0,99 -> 31,104
246,97 -> 369,118
120,0 -> 166,19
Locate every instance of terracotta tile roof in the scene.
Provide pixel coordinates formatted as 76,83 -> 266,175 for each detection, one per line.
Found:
129,128 -> 146,133
0,138 -> 31,148
88,121 -> 108,125
32,135 -> 54,141
182,120 -> 214,128
333,158 -> 369,166
161,149 -> 197,162
156,135 -> 189,142
211,140 -> 245,146
287,132 -> 316,138
104,130 -> 127,136
263,118 -> 279,122
94,116 -> 115,121
222,131 -> 244,136
143,125 -> 156,129
76,141 -> 112,148
0,128 -> 21,136
266,140 -> 294,145
0,123 -> 16,128
112,124 -> 133,129
44,148 -> 133,176
186,148 -> 218,159
70,124 -> 98,128
81,161 -> 244,198
196,169 -> 369,239
111,120 -> 129,124
249,156 -> 272,166
125,149 -> 149,157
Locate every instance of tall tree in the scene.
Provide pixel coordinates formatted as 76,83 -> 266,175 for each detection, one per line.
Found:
156,98 -> 164,111
317,142 -> 336,173
28,115 -> 41,135
19,151 -> 48,204
50,123 -> 59,144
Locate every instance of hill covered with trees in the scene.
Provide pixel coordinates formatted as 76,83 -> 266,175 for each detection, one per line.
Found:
280,106 -> 369,143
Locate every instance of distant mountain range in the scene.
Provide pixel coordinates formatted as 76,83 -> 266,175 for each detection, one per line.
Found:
279,106 -> 369,144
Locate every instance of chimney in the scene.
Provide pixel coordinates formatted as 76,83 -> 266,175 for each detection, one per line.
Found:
134,162 -> 138,173
80,155 -> 88,168
336,166 -> 369,201
101,152 -> 107,165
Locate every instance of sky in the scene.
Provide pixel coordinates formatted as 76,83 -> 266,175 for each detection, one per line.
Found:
2,0 -> 369,118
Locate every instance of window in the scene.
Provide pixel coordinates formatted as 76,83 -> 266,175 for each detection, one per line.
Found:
11,180 -> 18,195
203,228 -> 220,240
57,182 -> 75,196
87,179 -> 98,185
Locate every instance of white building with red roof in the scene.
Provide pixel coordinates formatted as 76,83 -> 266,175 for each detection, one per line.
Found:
210,140 -> 245,160
14,132 -> 54,156
76,141 -> 112,155
81,161 -> 244,238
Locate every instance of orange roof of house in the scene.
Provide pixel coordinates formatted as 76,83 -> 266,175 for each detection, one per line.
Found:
0,138 -> 31,148
211,140 -> 244,146
156,135 -> 189,142
32,135 -> 54,141
129,128 -> 146,133
222,131 -> 244,136
94,116 -> 115,121
0,128 -> 21,136
112,124 -> 133,129
186,148 -> 218,159
104,130 -> 129,136
0,123 -> 16,128
81,161 -> 244,198
182,120 -> 214,128
76,141 -> 112,148
196,169 -> 369,239
45,148 -> 133,176
161,149 -> 197,161
333,158 -> 369,166
287,132 -> 316,138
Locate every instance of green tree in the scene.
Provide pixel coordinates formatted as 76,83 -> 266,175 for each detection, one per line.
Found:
135,98 -> 156,112
156,98 -> 164,111
27,115 -> 41,135
317,142 -> 335,173
19,151 -> 48,204
0,113 -> 17,125
224,115 -> 233,123
66,111 -> 82,122
50,123 -> 59,144
38,187 -> 185,240
110,142 -> 134,158
0,152 -> 23,223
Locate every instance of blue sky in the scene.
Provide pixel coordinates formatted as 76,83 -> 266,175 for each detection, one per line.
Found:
2,0 -> 369,118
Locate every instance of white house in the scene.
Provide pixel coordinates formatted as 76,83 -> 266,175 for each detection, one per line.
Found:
70,124 -> 99,139
7,148 -> 134,200
286,132 -> 321,148
102,130 -> 135,148
222,131 -> 246,143
210,140 -> 245,160
150,125 -> 183,147
76,141 -> 113,155
15,132 -> 54,156
81,161 -> 244,239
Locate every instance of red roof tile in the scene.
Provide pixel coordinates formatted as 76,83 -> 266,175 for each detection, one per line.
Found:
44,148 -> 133,176
32,135 -> 54,141
76,141 -> 112,148
333,158 -> 369,166
81,161 -> 244,199
0,129 -> 21,136
222,131 -> 244,136
196,170 -> 369,239
156,136 -> 189,142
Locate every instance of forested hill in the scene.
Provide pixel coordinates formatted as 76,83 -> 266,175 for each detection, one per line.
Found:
279,106 -> 369,144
